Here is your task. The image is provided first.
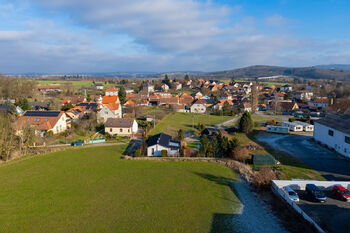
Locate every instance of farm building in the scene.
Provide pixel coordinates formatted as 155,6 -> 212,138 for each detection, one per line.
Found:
282,121 -> 304,132
314,114 -> 350,158
266,125 -> 289,134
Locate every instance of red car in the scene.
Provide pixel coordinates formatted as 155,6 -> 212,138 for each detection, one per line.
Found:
332,185 -> 350,201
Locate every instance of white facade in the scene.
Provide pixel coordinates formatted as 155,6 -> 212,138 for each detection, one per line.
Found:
97,105 -> 122,123
282,121 -> 304,132
190,104 -> 206,113
294,121 -> 314,132
314,122 -> 350,158
147,144 -> 179,157
105,120 -> 138,137
266,125 -> 289,134
161,84 -> 169,91
105,90 -> 118,96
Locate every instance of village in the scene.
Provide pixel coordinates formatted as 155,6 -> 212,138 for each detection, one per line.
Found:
1,74 -> 350,233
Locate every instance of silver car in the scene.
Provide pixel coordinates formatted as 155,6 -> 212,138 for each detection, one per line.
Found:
283,186 -> 299,202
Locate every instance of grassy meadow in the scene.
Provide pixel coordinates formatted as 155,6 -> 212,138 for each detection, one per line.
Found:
36,80 -> 116,89
149,112 -> 232,136
0,145 -> 240,233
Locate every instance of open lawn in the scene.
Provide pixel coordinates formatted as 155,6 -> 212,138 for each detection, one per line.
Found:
251,114 -> 291,124
0,145 -> 240,233
150,112 -> 232,137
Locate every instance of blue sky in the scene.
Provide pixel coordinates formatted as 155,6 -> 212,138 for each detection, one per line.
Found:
0,0 -> 350,73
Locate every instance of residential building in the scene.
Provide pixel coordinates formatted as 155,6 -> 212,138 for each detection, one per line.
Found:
14,111 -> 67,136
281,85 -> 293,92
308,98 -> 329,110
190,99 -> 207,113
147,133 -> 180,156
105,87 -> 119,96
161,83 -> 169,92
293,91 -> 314,101
105,118 -> 138,137
314,114 -> 350,158
94,84 -> 104,90
143,83 -> 155,93
97,103 -> 122,123
174,82 -> 182,90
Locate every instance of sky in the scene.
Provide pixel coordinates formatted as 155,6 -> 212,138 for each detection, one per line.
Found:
1,0 -> 350,73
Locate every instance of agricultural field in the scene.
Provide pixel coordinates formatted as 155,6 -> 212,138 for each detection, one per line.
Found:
36,80 -> 116,89
149,112 -> 232,136
0,145 -> 239,233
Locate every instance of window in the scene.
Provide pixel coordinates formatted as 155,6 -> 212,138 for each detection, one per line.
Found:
128,129 -> 130,133
152,148 -> 155,155
345,136 -> 350,144
328,130 -> 334,136
110,128 -> 112,132
120,129 -> 122,132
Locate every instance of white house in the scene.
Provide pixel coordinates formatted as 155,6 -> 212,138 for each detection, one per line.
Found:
105,118 -> 138,137
293,91 -> 314,101
105,87 -> 118,96
14,111 -> 67,136
281,85 -> 293,92
161,83 -> 169,92
190,99 -> 206,113
94,84 -> 104,90
314,114 -> 350,158
174,82 -> 182,90
97,103 -> 122,123
282,121 -> 304,132
147,133 -> 180,156
143,83 -> 155,93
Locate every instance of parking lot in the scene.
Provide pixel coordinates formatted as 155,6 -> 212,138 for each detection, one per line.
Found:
296,190 -> 350,233
257,133 -> 350,181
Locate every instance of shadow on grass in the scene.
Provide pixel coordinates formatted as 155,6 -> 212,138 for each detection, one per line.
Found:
193,172 -> 241,233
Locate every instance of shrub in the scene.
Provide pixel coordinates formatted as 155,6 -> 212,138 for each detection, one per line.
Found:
45,131 -> 54,136
254,122 -> 260,128
253,167 -> 276,190
161,150 -> 168,157
231,148 -> 250,162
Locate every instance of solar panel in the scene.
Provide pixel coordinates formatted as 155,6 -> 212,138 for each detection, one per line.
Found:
24,111 -> 60,117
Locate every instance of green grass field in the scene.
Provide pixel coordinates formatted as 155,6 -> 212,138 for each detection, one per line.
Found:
150,112 -> 232,136
0,145 -> 240,233
37,80 -> 116,88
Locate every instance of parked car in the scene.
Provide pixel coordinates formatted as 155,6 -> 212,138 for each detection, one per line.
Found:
306,184 -> 327,202
283,186 -> 299,202
332,185 -> 350,201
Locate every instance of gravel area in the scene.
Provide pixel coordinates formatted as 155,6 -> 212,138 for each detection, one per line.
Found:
231,181 -> 287,233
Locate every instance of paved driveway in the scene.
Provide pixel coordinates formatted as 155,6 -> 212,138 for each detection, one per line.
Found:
257,134 -> 350,181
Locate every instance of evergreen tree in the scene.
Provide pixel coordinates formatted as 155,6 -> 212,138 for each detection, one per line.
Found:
239,111 -> 253,133
163,74 -> 171,87
284,90 -> 292,100
184,74 -> 190,81
118,87 -> 126,104
199,135 -> 209,157
16,98 -> 30,111
177,129 -> 184,141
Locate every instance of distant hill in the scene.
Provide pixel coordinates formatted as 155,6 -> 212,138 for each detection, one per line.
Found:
314,64 -> 350,70
200,65 -> 350,80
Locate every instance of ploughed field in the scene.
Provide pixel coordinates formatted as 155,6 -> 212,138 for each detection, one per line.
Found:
0,145 -> 239,233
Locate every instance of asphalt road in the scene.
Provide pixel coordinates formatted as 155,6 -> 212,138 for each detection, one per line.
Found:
257,134 -> 350,181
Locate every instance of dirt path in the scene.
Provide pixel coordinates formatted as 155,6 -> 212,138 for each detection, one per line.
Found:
231,181 -> 287,233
